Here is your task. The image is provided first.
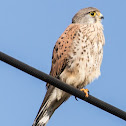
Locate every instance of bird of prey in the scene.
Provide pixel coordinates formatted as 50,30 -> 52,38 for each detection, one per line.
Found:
33,7 -> 105,126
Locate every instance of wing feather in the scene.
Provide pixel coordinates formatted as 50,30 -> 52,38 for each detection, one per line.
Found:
35,24 -> 80,120
47,24 -> 80,88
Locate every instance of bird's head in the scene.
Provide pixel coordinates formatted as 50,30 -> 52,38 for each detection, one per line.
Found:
72,7 -> 104,24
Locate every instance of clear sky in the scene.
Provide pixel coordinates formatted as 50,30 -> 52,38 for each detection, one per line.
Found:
0,0 -> 126,126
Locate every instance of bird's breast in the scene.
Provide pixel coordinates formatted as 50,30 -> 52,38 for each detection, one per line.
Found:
60,24 -> 104,88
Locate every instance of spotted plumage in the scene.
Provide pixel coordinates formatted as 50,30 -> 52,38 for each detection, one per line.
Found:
33,7 -> 105,126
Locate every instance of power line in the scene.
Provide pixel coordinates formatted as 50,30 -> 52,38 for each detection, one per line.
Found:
0,51 -> 126,121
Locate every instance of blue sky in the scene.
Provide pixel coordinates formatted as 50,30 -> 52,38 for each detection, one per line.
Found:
0,0 -> 126,126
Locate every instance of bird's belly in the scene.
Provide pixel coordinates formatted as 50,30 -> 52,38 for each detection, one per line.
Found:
58,56 -> 101,101
60,62 -> 85,88
53,60 -> 102,103
60,52 -> 102,88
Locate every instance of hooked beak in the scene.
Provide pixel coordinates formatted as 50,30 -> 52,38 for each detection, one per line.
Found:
99,13 -> 104,19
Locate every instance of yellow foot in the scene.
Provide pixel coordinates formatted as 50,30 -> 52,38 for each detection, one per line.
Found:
80,88 -> 89,97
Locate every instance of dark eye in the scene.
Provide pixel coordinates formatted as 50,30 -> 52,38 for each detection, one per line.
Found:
91,12 -> 94,16
89,11 -> 96,17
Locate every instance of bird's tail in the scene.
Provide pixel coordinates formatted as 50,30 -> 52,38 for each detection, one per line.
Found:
32,98 -> 55,126
32,85 -> 70,126
32,92 -> 68,126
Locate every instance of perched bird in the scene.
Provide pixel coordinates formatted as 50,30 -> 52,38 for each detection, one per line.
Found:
33,7 -> 105,126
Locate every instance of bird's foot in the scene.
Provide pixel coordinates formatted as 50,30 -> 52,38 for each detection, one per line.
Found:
80,88 -> 89,97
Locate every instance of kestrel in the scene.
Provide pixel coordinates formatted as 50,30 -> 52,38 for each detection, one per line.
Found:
33,7 -> 105,126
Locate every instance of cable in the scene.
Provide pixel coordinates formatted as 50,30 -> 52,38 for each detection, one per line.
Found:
0,51 -> 126,121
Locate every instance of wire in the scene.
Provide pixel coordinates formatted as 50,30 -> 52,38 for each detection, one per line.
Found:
0,51 -> 126,121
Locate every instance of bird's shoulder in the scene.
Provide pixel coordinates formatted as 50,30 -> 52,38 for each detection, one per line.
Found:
46,24 -> 81,89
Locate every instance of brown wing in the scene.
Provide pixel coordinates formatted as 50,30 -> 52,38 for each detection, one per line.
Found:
47,24 -> 80,88
35,24 -> 80,118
